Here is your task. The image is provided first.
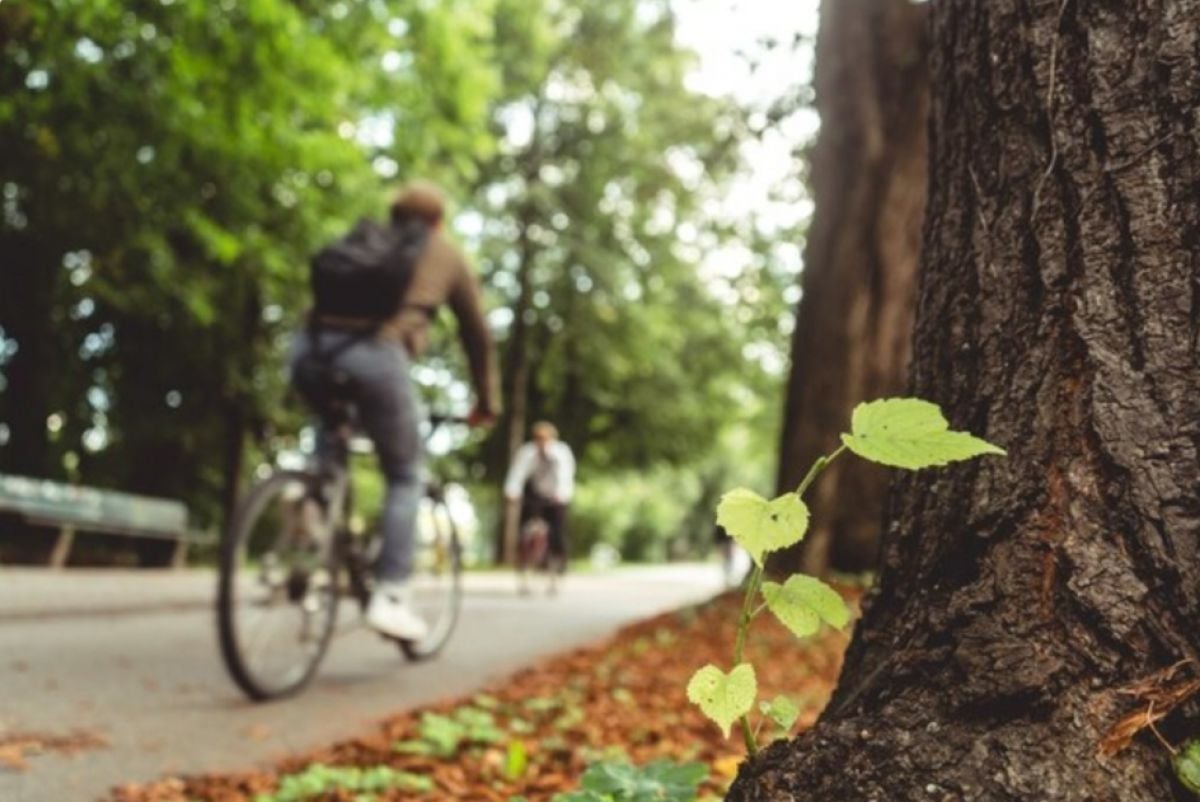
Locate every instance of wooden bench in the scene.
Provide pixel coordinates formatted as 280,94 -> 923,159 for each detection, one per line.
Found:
0,473 -> 210,568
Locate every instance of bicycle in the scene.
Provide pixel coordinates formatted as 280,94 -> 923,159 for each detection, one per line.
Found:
217,397 -> 467,701
515,497 -> 563,597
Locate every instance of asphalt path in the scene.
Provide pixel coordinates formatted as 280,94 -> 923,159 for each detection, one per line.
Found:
0,564 -> 724,802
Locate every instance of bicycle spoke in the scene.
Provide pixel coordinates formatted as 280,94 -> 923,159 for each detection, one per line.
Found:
218,472 -> 341,700
398,492 -> 462,660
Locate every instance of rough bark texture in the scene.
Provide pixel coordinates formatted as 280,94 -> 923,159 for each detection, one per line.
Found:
0,236 -> 59,479
732,1 -> 1200,799
774,0 -> 928,575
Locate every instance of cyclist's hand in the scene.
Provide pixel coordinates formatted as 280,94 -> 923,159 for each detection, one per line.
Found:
467,405 -> 496,428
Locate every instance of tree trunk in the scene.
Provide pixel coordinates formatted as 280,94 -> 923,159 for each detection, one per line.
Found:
774,0 -> 928,576
219,277 -> 261,531
731,1 -> 1200,799
0,237 -> 59,479
495,208 -> 536,564
219,401 -> 246,529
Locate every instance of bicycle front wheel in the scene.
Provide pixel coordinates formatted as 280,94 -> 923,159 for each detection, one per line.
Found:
217,470 -> 340,701
399,485 -> 463,661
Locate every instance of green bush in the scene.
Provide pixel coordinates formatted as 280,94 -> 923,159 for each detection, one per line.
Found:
568,469 -> 700,562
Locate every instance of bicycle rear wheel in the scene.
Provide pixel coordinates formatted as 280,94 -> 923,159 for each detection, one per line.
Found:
217,470 -> 340,700
516,519 -> 549,596
398,484 -> 463,661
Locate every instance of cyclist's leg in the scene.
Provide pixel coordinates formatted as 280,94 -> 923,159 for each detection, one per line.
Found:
287,330 -> 349,536
289,331 -> 335,462
544,503 -> 568,573
517,494 -> 538,568
335,338 -> 423,583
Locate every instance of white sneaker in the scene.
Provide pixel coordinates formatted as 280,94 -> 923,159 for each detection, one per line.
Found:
366,582 -> 429,641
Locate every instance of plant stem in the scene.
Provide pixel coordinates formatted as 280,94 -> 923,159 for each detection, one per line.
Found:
730,444 -> 848,758
733,561 -> 765,756
795,444 -> 846,499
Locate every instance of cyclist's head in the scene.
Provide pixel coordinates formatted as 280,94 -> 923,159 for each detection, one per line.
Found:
532,421 -> 558,446
390,180 -> 446,227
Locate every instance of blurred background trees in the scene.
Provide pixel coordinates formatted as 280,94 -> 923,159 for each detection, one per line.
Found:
0,0 -> 499,531
0,0 -> 813,564
772,0 -> 928,576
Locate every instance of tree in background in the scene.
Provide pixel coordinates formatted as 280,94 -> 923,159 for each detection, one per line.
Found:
0,0 -> 499,530
773,0 -> 928,576
730,1 -> 1200,797
466,0 -> 789,561
1,0 -> 799,565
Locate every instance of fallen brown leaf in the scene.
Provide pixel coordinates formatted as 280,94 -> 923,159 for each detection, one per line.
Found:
1099,660 -> 1200,757
107,589 -> 858,801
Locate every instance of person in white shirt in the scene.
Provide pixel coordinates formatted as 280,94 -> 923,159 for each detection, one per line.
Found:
504,421 -> 576,573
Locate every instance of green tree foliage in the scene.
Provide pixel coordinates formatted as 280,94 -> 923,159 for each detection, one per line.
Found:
0,0 -> 499,526
1,0 -> 797,557
469,0 -> 780,490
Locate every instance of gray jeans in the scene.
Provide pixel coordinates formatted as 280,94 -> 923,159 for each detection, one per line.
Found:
290,330 -> 422,582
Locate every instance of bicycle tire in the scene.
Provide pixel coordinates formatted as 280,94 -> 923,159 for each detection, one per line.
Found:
516,517 -> 553,594
518,521 -> 549,572
217,470 -> 341,701
398,486 -> 463,661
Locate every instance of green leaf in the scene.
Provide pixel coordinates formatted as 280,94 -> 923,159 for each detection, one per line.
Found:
1175,740 -> 1200,794
687,663 -> 757,738
840,398 -> 1006,470
265,764 -> 432,802
551,792 -> 608,802
759,695 -> 800,731
472,693 -> 501,709
576,759 -> 708,802
454,706 -> 505,744
761,575 -> 851,638
505,739 -> 529,781
716,488 -> 810,565
415,712 -> 463,756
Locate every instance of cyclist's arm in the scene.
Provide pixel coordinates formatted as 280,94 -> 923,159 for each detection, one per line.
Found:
504,445 -> 533,500
447,257 -> 501,417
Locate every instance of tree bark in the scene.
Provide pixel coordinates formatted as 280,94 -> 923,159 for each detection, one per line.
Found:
732,1 -> 1200,799
0,237 -> 59,479
774,0 -> 928,576
495,205 -> 536,564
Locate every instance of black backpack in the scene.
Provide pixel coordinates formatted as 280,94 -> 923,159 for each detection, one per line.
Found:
309,217 -> 430,321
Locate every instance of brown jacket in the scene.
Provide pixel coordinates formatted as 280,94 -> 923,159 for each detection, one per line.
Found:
316,227 -> 500,415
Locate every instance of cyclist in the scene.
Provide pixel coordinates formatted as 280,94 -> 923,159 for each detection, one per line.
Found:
290,181 -> 499,641
504,422 -> 576,575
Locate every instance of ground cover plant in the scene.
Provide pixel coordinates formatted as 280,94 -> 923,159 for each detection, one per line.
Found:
688,398 -> 1005,755
108,586 -> 855,801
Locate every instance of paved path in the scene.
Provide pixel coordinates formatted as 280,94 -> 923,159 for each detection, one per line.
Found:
0,564 -> 724,802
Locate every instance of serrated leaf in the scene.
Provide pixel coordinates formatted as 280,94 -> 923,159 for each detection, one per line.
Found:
578,759 -> 707,802
761,575 -> 851,638
840,397 -> 1006,470
716,488 -> 809,565
687,663 -> 757,738
1175,739 -> 1200,794
759,695 -> 800,730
